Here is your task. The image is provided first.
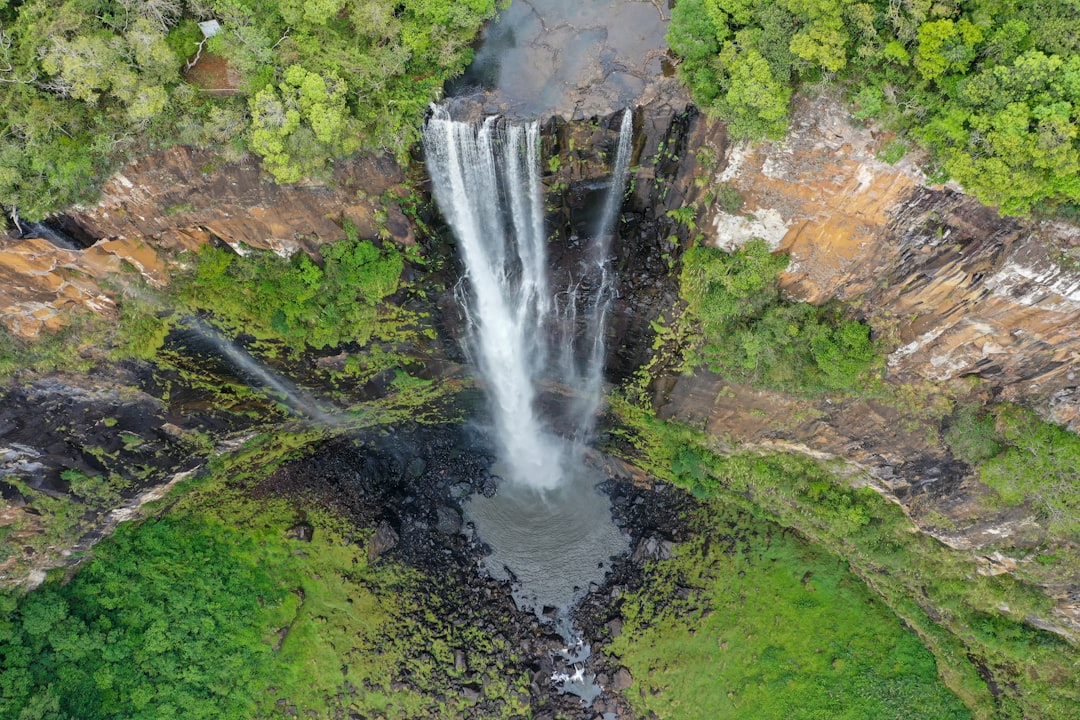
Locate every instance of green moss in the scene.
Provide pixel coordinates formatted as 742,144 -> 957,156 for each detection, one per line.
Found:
0,322 -> 99,380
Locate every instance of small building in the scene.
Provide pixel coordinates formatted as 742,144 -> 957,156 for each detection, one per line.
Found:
197,20 -> 221,39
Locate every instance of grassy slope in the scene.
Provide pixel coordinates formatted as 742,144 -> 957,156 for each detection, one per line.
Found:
607,398 -> 1080,719
610,504 -> 971,719
0,431 -> 532,719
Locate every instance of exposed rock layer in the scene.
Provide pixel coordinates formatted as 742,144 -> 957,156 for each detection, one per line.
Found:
1,147 -> 407,337
673,98 -> 1080,428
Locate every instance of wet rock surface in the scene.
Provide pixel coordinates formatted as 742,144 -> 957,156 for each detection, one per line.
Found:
0,348 -> 292,585
257,423 -> 697,717
537,107 -> 698,384
445,0 -> 687,121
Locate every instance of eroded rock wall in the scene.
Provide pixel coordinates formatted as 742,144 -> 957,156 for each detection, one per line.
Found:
1,147 -> 410,337
649,98 -> 1080,639
682,97 -> 1080,428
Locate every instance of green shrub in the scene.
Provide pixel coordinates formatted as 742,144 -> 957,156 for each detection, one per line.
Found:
878,139 -> 909,165
716,183 -> 745,214
944,401 -> 1080,534
944,404 -> 1003,465
979,405 -> 1080,535
679,239 -> 880,394
178,236 -> 405,353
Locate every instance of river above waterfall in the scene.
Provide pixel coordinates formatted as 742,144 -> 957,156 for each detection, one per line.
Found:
445,0 -> 683,119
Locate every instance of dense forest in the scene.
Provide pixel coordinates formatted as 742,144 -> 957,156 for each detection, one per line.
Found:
667,0 -> 1080,214
0,0 -> 496,219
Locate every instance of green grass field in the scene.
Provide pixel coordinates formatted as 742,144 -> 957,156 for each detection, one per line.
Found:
609,504 -> 971,719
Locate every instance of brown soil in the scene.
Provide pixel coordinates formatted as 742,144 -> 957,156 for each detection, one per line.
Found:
184,52 -> 244,95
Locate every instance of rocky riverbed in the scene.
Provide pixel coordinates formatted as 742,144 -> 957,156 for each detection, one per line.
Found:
254,422 -> 697,719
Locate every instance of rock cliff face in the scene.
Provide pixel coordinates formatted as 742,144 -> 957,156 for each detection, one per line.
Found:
0,146 -> 409,337
5,99 -> 1079,434
67,146 -> 410,253
641,98 -> 1080,638
685,98 -> 1080,424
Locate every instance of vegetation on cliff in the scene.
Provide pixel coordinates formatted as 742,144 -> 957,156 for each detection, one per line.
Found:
667,0 -> 1080,214
0,0 -> 495,219
679,238 -> 880,394
0,225 -> 449,585
946,402 -> 1080,535
173,231 -> 409,353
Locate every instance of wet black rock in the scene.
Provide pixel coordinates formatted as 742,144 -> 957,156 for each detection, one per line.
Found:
436,505 -> 462,534
256,423 -> 703,718
368,521 -> 399,560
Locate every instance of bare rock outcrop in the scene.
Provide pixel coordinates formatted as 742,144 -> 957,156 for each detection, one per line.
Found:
686,96 -> 1080,409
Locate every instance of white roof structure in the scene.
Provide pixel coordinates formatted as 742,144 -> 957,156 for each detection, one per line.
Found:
198,20 -> 221,38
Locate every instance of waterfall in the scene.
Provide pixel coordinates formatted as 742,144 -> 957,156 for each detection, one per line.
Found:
556,109 -> 634,447
423,107 -> 633,490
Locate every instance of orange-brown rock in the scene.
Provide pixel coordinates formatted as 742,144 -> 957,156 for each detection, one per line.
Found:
68,145 -> 408,252
1,146 -> 411,338
683,98 -> 1080,428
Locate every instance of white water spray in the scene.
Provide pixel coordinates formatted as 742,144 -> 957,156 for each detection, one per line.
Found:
556,109 -> 635,447
423,108 -> 633,490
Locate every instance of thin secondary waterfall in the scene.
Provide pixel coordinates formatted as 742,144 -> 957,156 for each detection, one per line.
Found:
423,107 -> 633,490
556,108 -> 635,446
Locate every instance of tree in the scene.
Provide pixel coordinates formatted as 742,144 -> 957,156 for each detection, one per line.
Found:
786,0 -> 849,73
915,19 -> 984,82
247,64 -> 358,182
720,41 -> 792,139
980,405 -> 1080,534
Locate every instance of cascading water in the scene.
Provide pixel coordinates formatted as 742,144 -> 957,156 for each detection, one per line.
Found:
424,107 -> 564,490
424,108 -> 635,705
554,108 -> 634,449
423,106 -> 634,490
